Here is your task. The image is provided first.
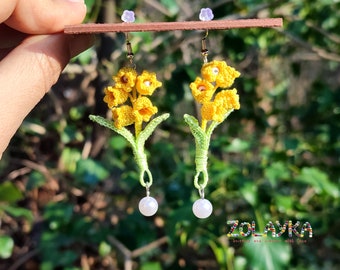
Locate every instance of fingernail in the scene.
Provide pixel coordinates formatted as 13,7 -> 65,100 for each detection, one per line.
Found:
66,0 -> 85,3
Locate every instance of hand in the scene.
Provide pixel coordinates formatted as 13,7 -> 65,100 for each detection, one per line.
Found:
0,0 -> 94,158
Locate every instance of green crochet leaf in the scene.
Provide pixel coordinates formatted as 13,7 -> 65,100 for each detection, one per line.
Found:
89,115 -> 135,147
206,109 -> 234,139
183,114 -> 207,148
136,113 -> 170,150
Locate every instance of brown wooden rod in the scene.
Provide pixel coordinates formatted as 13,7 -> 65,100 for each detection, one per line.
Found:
64,18 -> 283,34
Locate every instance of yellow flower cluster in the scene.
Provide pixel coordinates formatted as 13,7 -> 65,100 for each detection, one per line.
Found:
189,60 -> 241,129
103,67 -> 162,135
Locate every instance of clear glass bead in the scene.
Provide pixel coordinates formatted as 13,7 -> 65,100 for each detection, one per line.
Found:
192,198 -> 213,219
138,196 -> 158,216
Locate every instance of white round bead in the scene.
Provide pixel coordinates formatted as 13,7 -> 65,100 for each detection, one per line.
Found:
138,196 -> 158,216
192,199 -> 213,219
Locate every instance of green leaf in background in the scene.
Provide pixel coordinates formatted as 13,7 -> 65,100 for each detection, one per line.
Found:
264,161 -> 290,187
224,138 -> 251,153
274,194 -> 294,213
84,0 -> 101,22
240,182 -> 258,207
0,235 -> 14,259
69,106 -> 86,121
85,0 -> 96,10
75,158 -> 109,185
140,262 -> 162,270
109,135 -> 128,151
296,167 -> 339,198
208,239 -> 231,269
72,47 -> 95,66
43,202 -> 74,229
99,241 -> 111,257
60,148 -> 82,174
61,125 -> 84,144
41,249 -> 78,268
0,182 -> 23,203
1,204 -> 33,222
243,238 -> 291,270
160,0 -> 179,16
26,171 -> 46,191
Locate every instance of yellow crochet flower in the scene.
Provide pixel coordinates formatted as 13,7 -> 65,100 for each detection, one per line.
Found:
189,77 -> 215,104
113,67 -> 137,92
217,65 -> 240,89
136,71 -> 162,95
103,86 -> 129,108
112,105 -> 135,129
201,60 -> 240,88
201,101 -> 226,123
133,96 -> 158,122
201,60 -> 225,82
214,89 -> 240,110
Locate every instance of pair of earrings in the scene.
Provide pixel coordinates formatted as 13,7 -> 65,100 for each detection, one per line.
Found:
90,9 -> 241,219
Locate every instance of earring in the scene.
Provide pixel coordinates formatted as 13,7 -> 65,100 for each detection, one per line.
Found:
184,8 -> 241,218
90,10 -> 169,216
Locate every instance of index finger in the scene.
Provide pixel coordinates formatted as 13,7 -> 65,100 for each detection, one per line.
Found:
0,0 -> 19,23
3,0 -> 87,34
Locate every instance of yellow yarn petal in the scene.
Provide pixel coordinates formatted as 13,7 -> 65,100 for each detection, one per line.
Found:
201,60 -> 240,88
201,101 -> 226,122
136,70 -> 162,95
189,77 -> 215,104
214,89 -> 240,110
133,96 -> 158,122
113,67 -> 137,92
112,105 -> 135,129
103,86 -> 129,108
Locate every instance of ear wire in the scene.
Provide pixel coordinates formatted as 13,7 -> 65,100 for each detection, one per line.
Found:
199,8 -> 214,63
121,10 -> 136,67
201,30 -> 209,63
125,33 -> 135,67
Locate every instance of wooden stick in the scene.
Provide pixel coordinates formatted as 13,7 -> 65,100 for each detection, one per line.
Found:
64,18 -> 282,34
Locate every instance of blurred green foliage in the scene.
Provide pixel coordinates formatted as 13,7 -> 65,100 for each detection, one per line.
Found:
1,0 -> 340,269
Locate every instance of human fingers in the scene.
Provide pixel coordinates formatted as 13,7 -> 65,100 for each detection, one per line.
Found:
0,33 -> 94,157
0,0 -> 19,23
4,0 -> 87,34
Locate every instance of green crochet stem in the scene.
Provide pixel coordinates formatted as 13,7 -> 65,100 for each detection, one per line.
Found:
89,113 -> 170,188
184,110 -> 233,192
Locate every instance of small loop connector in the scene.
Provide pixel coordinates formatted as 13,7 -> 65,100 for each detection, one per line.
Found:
198,187 -> 205,199
145,182 -> 150,197
139,168 -> 153,188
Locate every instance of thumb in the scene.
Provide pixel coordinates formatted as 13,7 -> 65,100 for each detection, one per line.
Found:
5,0 -> 87,34
0,33 -> 94,157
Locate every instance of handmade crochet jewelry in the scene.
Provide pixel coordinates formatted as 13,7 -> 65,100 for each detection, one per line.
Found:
184,8 -> 241,218
90,11 -> 169,216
